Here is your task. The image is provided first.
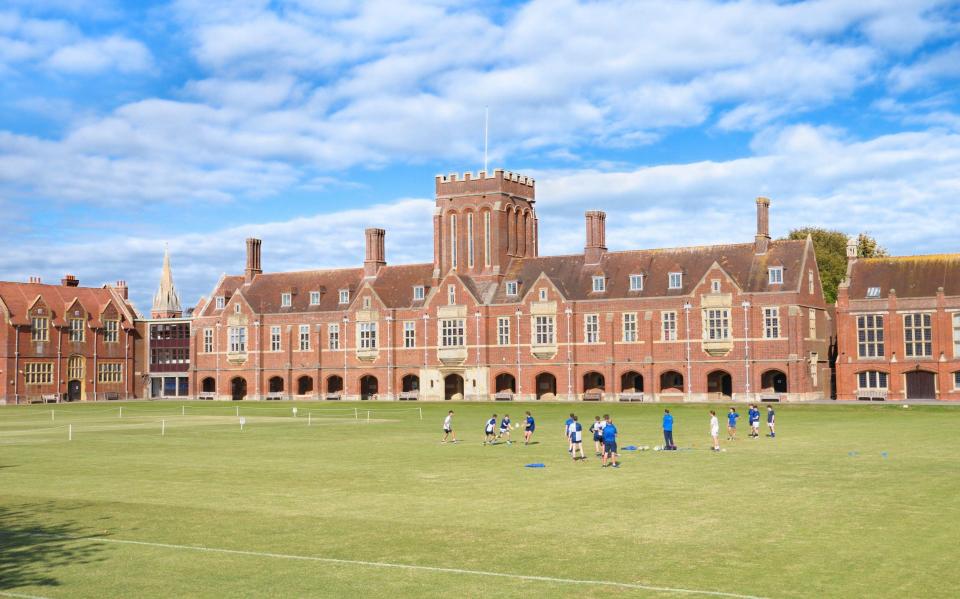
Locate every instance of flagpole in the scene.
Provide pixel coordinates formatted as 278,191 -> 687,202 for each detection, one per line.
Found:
484,106 -> 489,174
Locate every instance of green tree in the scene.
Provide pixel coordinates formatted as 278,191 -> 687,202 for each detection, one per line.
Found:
784,228 -> 887,303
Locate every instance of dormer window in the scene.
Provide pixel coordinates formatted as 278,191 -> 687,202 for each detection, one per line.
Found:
413,285 -> 425,301
592,276 -> 606,293
768,267 -> 783,285
281,293 -> 292,307
629,274 -> 644,291
539,288 -> 547,301
339,289 -> 349,304
668,272 -> 683,289
866,287 -> 881,298
506,281 -> 518,296
310,291 -> 320,305
215,296 -> 225,310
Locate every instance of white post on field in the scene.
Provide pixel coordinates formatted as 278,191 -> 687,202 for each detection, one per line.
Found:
236,405 -> 239,417
51,409 -> 55,421
119,407 -> 123,418
162,420 -> 166,437
240,416 -> 246,432
419,407 -> 423,421
354,407 -> 358,420
366,410 -> 370,424
68,424 -> 73,441
308,412 -> 311,427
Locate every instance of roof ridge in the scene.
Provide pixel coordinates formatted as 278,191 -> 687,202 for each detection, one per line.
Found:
860,253 -> 960,262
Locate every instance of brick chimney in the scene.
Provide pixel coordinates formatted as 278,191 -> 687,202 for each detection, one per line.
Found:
61,274 -> 79,287
245,238 -> 262,283
363,228 -> 386,278
754,197 -> 771,254
584,211 -> 607,264
115,280 -> 128,300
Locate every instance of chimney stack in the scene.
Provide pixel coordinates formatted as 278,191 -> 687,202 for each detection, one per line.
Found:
754,197 -> 771,254
245,238 -> 262,283
584,211 -> 607,264
364,228 -> 386,278
61,274 -> 79,287
115,280 -> 128,300
28,276 -> 42,284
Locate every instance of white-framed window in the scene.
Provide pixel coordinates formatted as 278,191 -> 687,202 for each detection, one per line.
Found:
866,287 -> 881,298
622,312 -> 637,342
711,279 -> 721,293
215,296 -> 225,310
661,311 -> 677,341
467,212 -> 474,268
534,315 -> 555,345
592,276 -> 605,292
203,328 -> 213,353
299,325 -> 310,351
281,292 -> 292,307
858,371 -> 888,389
270,326 -> 281,352
808,309 -> 816,338
362,296 -> 371,309
763,307 -> 780,339
447,284 -> 456,305
234,304 -> 241,314
768,267 -> 783,285
483,211 -> 491,267
857,314 -> 884,358
31,317 -> 49,342
904,313 -> 932,357
505,281 -> 518,296
440,318 -> 465,347
310,291 -> 320,305
808,270 -> 814,294
104,319 -> 119,343
228,326 -> 247,353
539,288 -> 547,301
328,323 -> 340,350
629,274 -> 643,291
413,286 -> 425,301
668,272 -> 682,289
338,289 -> 349,304
403,321 -> 416,348
24,362 -> 53,385
953,313 -> 960,358
97,362 -> 123,383
359,322 -> 377,349
450,213 -> 458,268
705,309 -> 730,340
69,318 -> 84,342
584,313 -> 600,343
954,370 -> 960,389
497,316 -> 510,345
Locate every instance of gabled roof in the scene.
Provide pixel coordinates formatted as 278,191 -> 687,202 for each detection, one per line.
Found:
848,254 -> 960,299
491,240 -> 808,303
0,281 -> 138,327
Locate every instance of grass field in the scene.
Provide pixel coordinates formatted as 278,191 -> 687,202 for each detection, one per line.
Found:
1,401 -> 958,598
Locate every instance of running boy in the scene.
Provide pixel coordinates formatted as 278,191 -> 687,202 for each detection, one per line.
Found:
589,416 -> 605,456
766,405 -> 776,438
709,410 -> 720,451
483,413 -> 497,445
601,415 -> 619,468
727,407 -> 739,441
569,415 -> 585,460
524,411 -> 535,444
442,410 -> 457,443
498,413 -> 512,444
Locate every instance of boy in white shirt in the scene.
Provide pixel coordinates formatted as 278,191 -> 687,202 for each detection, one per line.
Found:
709,410 -> 720,452
442,410 -> 457,443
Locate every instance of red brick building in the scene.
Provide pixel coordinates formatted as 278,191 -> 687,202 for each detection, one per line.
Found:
190,169 -> 832,402
835,245 -> 960,401
0,275 -> 139,404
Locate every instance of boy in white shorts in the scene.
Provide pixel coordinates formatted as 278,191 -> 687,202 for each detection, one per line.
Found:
497,414 -> 512,444
709,410 -> 720,452
483,414 -> 498,445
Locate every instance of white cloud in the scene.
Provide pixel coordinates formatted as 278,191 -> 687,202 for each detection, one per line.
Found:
45,34 -> 152,73
888,43 -> 960,91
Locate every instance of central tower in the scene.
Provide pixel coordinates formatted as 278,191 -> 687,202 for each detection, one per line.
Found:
433,169 -> 537,280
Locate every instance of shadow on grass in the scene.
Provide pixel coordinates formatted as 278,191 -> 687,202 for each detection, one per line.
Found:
0,503 -> 106,591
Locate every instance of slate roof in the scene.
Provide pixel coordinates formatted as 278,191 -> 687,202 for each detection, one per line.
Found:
848,255 -> 960,299
0,282 -> 139,328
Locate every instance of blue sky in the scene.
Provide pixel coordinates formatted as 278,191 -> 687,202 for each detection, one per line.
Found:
1,0 -> 959,312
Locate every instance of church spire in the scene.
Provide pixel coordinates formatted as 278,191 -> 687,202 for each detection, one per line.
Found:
151,243 -> 182,318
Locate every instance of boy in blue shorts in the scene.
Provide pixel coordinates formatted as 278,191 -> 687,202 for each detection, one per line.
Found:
601,414 -> 619,468
766,405 -> 776,438
497,413 -> 512,444
727,407 -> 739,441
748,404 -> 760,438
524,411 -> 535,444
483,414 -> 497,445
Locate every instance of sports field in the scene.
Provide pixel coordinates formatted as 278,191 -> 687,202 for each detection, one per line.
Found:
1,401 -> 957,598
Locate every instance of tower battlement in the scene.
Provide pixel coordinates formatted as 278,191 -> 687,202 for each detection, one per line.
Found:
435,168 -> 535,201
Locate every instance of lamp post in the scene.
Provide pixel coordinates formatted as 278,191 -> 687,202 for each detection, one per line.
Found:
683,301 -> 692,402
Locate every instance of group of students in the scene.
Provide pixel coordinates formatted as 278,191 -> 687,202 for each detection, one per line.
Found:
441,404 -> 776,457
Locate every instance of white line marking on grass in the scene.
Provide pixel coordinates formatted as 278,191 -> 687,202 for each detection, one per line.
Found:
0,591 -> 52,599
29,535 -> 770,598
